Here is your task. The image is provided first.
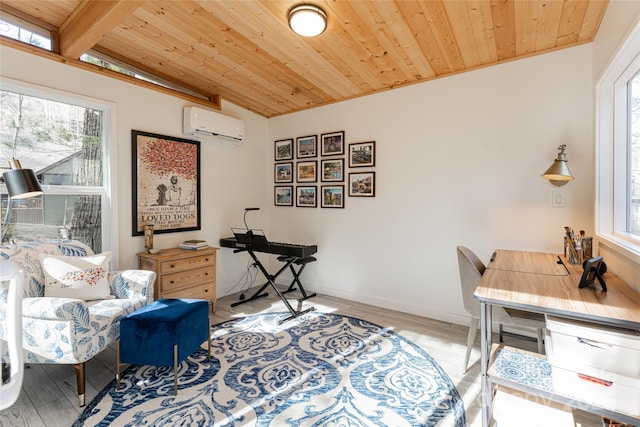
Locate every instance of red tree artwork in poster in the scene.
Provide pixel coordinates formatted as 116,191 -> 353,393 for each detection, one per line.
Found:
133,131 -> 200,235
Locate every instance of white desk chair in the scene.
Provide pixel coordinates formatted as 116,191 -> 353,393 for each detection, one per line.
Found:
456,246 -> 545,373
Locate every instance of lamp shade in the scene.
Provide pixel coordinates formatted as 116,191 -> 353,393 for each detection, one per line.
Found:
541,144 -> 574,186
2,169 -> 43,199
288,4 -> 327,37
541,161 -> 574,181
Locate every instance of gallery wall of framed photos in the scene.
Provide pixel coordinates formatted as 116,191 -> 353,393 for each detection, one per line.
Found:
274,131 -> 376,209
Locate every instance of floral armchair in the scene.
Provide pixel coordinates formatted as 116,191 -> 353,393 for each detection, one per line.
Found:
0,240 -> 155,406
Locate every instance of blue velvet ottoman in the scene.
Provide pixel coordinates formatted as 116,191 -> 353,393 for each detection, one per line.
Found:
116,298 -> 210,395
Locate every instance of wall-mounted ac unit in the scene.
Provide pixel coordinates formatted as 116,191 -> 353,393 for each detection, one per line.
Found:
183,107 -> 245,144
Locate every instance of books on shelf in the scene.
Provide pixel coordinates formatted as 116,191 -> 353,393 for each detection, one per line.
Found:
179,239 -> 208,250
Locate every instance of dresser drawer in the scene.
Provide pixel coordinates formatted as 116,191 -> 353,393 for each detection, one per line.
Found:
160,266 -> 214,293
159,253 -> 215,275
161,281 -> 213,301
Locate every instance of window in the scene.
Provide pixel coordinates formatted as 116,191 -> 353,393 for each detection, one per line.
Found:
596,20 -> 640,261
0,79 -> 114,255
0,11 -> 53,50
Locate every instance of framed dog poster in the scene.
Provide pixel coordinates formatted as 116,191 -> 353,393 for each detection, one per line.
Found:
132,130 -> 201,235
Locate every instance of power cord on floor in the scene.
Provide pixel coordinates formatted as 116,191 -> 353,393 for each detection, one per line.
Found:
221,257 -> 258,299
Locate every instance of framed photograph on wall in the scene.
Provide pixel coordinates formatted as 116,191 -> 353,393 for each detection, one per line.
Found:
321,158 -> 344,182
321,130 -> 345,156
275,139 -> 294,161
132,130 -> 201,235
275,162 -> 293,183
348,141 -> 375,168
274,186 -> 293,206
296,186 -> 317,207
296,135 -> 317,158
348,171 -> 375,197
321,185 -> 345,208
297,160 -> 317,182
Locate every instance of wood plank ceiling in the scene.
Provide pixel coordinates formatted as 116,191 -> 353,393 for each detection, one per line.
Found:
1,0 -> 609,118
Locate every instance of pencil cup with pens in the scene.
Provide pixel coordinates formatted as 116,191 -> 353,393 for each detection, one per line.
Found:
564,226 -> 592,264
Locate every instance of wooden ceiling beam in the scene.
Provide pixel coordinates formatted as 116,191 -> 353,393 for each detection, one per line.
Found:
59,0 -> 146,59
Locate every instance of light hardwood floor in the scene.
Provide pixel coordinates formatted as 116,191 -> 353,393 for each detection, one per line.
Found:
1,289 -> 602,426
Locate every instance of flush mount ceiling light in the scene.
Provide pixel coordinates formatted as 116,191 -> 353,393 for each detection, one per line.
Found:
288,4 -> 327,37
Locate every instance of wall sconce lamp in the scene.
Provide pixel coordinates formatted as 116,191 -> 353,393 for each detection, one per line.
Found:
288,4 -> 327,37
2,158 -> 43,242
541,144 -> 574,186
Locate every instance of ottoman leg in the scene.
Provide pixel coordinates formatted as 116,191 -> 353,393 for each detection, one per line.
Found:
173,344 -> 178,396
115,340 -> 121,390
208,318 -> 211,360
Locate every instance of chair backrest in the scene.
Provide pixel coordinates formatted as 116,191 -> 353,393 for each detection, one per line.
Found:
0,240 -> 93,297
456,246 -> 486,318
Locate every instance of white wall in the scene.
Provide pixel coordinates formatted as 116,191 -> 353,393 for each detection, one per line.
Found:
268,45 -> 594,325
0,45 -> 269,291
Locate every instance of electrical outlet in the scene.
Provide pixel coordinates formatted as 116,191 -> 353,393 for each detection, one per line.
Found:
552,190 -> 565,208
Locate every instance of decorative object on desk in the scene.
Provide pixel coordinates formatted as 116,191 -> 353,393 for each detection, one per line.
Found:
564,226 -> 583,264
296,134 -> 317,158
541,144 -> 574,186
321,158 -> 344,182
274,138 -> 293,161
582,235 -> 593,258
296,185 -> 317,207
348,141 -> 375,168
144,224 -> 154,251
73,312 -> 466,427
1,158 -> 43,243
348,171 -> 375,197
274,185 -> 293,206
296,160 -> 317,182
320,130 -> 345,156
274,162 -> 293,183
321,185 -> 344,208
132,130 -> 201,236
288,3 -> 327,38
148,248 -> 162,254
578,256 -> 607,291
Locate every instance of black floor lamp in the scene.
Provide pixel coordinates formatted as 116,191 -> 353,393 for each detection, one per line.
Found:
1,158 -> 43,243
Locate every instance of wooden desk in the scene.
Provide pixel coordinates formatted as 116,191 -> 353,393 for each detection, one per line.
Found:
475,249 -> 640,427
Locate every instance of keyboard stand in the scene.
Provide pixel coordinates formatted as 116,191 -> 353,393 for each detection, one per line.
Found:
230,249 -> 315,323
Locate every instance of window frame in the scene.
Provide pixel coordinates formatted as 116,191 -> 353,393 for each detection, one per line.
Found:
595,20 -> 640,263
0,77 -> 119,265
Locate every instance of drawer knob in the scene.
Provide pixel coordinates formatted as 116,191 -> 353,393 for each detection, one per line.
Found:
205,272 -> 209,276
205,258 -> 209,262
170,280 -> 175,284
170,264 -> 175,268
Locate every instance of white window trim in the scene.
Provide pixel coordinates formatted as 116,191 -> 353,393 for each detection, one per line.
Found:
0,77 -> 119,266
595,19 -> 640,264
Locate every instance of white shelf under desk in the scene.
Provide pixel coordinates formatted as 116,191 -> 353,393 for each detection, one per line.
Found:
475,250 -> 640,427
488,344 -> 639,426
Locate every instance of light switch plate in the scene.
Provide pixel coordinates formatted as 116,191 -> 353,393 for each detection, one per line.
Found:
552,190 -> 565,207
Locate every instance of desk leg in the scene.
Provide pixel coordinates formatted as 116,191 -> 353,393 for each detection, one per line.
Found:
480,302 -> 493,427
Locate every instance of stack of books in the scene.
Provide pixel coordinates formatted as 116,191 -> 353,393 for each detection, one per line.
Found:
179,239 -> 209,250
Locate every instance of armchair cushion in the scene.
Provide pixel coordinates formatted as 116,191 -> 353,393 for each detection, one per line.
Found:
40,251 -> 113,301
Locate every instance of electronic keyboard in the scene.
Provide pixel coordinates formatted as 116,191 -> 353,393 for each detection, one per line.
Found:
220,237 -> 317,258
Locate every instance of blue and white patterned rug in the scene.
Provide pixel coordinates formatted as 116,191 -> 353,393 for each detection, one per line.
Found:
74,312 -> 465,426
